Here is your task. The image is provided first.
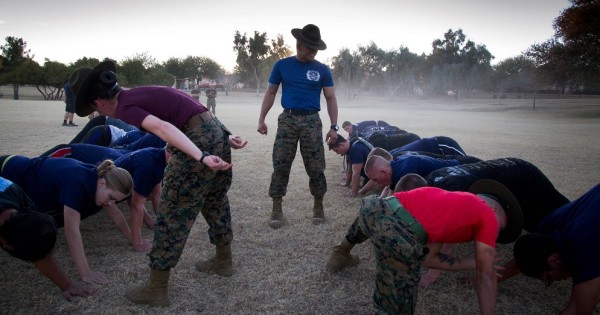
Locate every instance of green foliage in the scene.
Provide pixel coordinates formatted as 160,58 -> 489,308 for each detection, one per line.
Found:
233,30 -> 290,93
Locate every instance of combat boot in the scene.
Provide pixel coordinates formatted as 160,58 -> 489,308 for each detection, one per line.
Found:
125,269 -> 170,306
268,198 -> 285,229
312,196 -> 325,225
196,243 -> 234,277
326,238 -> 360,272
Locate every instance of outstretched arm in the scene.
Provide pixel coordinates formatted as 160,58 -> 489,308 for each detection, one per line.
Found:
63,206 -> 108,284
141,115 -> 231,171
423,242 -> 476,271
560,277 -> 600,315
33,254 -> 96,301
474,241 -> 497,315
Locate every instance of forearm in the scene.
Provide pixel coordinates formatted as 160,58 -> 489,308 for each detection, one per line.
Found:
325,92 -> 338,126
104,204 -> 133,243
476,268 -> 497,315
33,254 -> 72,291
359,180 -> 377,195
258,89 -> 277,122
424,253 -> 476,271
64,225 -> 92,277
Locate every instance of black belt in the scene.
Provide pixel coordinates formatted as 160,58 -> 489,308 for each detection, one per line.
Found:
185,111 -> 215,131
283,108 -> 318,116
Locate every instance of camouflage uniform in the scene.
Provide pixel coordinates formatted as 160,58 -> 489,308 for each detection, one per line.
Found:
357,195 -> 427,315
149,117 -> 232,270
269,112 -> 327,199
206,88 -> 217,114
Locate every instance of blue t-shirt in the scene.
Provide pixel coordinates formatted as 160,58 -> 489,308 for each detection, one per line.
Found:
390,155 -> 460,189
347,141 -> 372,179
1,156 -> 100,227
113,148 -> 166,197
537,182 -> 600,285
69,143 -> 128,165
66,145 -> 165,197
268,56 -> 334,111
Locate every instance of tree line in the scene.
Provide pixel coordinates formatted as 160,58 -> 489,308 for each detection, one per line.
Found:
1,0 -> 598,100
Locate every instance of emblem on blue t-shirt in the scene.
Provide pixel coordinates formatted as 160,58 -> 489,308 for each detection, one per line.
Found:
306,70 -> 320,81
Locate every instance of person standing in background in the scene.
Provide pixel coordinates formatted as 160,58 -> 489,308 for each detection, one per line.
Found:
257,23 -> 339,229
62,82 -> 78,127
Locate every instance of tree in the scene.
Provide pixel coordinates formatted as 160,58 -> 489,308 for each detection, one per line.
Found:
35,59 -> 70,100
553,0 -> 600,92
331,48 -> 364,100
233,30 -> 286,94
0,36 -> 33,99
493,56 -> 537,93
427,29 -> 494,98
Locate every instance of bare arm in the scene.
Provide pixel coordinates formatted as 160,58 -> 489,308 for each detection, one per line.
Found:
474,241 -> 497,315
63,206 -> 108,284
323,86 -> 338,144
257,84 -> 278,135
33,254 -> 95,301
423,242 -> 476,271
359,179 -> 378,195
349,163 -> 363,197
497,258 -> 521,283
560,277 -> 600,315
125,191 -> 152,252
140,115 -> 231,171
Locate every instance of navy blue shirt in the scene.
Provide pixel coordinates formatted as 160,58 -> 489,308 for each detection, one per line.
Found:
347,141 -> 372,179
66,145 -> 165,197
537,183 -> 600,284
269,56 -> 333,111
1,156 -> 100,227
390,155 -> 460,189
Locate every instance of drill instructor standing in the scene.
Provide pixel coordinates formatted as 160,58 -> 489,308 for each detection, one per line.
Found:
257,24 -> 339,229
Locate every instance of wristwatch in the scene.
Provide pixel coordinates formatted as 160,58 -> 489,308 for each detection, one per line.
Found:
331,125 -> 339,131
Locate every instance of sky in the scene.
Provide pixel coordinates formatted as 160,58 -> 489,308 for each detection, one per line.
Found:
1,0 -> 571,72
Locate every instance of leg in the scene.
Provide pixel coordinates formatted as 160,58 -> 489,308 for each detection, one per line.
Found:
326,217 -> 369,272
298,114 -> 327,223
358,196 -> 425,314
268,113 -> 299,228
69,115 -> 107,144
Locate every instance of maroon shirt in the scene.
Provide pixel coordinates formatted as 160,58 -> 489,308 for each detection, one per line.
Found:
116,86 -> 207,130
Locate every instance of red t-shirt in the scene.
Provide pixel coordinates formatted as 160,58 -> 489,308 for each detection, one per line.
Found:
394,187 -> 498,247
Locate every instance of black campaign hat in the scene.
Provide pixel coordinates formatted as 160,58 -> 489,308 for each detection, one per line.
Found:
291,24 -> 327,50
469,179 -> 523,244
69,60 -> 117,117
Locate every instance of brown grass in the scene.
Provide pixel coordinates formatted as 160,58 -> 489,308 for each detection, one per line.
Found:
0,92 -> 599,314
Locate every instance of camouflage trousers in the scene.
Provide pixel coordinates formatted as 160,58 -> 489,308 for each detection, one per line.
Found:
149,117 -> 232,270
207,98 -> 216,114
269,112 -> 327,199
357,195 -> 427,315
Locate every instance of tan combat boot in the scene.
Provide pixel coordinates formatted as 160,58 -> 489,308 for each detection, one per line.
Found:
196,243 -> 234,277
268,198 -> 285,229
312,196 -> 325,225
125,269 -> 170,306
325,238 -> 360,272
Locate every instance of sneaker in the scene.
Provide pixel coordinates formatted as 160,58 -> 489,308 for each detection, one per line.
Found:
68,122 -> 78,127
62,122 -> 68,126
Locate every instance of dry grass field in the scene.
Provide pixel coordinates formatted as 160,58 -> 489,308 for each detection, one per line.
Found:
0,91 -> 599,314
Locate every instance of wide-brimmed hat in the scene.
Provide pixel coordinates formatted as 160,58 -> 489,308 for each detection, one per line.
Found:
469,179 -> 523,244
69,60 -> 116,117
291,24 -> 327,50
